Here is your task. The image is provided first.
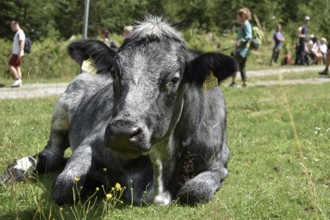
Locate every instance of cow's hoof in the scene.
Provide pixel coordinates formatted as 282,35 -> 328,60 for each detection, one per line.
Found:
37,150 -> 64,173
176,188 -> 212,205
52,176 -> 77,205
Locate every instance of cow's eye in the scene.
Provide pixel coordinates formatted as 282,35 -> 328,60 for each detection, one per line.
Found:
168,73 -> 180,88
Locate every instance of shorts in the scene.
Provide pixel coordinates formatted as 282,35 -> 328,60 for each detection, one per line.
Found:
9,55 -> 23,67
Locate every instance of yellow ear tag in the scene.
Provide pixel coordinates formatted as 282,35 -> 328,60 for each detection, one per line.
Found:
81,58 -> 97,74
203,71 -> 219,91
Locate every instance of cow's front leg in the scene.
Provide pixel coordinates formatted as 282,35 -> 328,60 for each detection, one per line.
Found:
37,97 -> 70,173
176,168 -> 228,205
52,144 -> 92,205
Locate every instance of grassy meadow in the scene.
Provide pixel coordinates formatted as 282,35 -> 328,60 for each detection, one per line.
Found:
0,70 -> 329,219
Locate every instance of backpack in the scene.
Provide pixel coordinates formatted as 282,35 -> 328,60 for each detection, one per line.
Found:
250,26 -> 263,50
18,33 -> 32,54
23,37 -> 32,54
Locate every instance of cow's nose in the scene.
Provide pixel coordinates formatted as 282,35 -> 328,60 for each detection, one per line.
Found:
104,119 -> 147,152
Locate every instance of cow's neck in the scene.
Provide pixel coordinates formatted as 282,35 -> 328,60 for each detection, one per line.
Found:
148,98 -> 184,205
149,135 -> 177,205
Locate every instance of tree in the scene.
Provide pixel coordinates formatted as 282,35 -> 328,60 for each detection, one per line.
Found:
0,0 -> 329,42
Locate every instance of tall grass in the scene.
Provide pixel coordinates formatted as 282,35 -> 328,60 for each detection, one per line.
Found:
0,75 -> 329,219
0,38 -> 79,83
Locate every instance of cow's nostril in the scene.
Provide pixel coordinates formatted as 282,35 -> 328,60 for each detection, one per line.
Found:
105,119 -> 147,151
104,120 -> 151,154
130,127 -> 143,140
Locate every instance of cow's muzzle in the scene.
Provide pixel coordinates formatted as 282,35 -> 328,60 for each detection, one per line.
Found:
104,119 -> 150,157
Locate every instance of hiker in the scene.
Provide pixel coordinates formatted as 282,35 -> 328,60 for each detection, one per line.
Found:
319,40 -> 330,76
8,20 -> 25,88
99,29 -> 119,50
295,16 -> 310,66
229,7 -> 252,88
123,25 -> 133,38
269,24 -> 285,66
319,38 -> 328,63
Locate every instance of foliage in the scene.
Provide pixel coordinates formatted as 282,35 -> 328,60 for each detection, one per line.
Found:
1,0 -> 329,82
0,73 -> 329,219
1,0 -> 329,41
0,37 -> 79,82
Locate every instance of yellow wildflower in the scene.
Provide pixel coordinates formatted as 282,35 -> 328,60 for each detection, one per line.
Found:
115,183 -> 122,190
106,193 -> 113,200
74,177 -> 80,182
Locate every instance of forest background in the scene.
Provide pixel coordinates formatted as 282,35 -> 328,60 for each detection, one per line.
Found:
1,0 -> 330,42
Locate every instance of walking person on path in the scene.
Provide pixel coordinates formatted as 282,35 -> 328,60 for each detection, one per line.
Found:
229,7 -> 253,87
319,40 -> 330,76
8,20 -> 26,88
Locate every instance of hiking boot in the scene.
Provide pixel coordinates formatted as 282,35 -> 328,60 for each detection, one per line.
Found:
229,82 -> 239,88
11,79 -> 22,88
319,70 -> 329,76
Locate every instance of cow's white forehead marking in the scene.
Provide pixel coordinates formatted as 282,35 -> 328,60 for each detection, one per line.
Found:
131,52 -> 146,84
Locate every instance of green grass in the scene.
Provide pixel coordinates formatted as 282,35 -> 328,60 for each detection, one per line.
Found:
0,81 -> 329,219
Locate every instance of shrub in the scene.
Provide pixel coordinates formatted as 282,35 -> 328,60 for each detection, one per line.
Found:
0,38 -> 79,81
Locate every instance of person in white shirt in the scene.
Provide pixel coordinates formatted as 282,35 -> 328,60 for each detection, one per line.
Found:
319,38 -> 328,61
319,39 -> 330,76
8,20 -> 25,87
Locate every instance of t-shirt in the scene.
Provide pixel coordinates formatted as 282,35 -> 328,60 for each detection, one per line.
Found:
299,24 -> 307,45
319,44 -> 327,54
12,29 -> 25,55
273,32 -> 284,49
236,20 -> 252,58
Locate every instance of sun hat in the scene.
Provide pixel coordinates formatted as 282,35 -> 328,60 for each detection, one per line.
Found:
304,16 -> 310,20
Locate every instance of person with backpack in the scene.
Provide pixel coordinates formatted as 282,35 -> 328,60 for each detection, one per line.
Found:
8,20 -> 25,88
229,7 -> 253,88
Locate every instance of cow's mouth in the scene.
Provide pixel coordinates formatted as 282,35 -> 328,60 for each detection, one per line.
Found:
111,147 -> 147,158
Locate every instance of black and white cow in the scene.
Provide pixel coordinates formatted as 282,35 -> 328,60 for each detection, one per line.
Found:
0,16 -> 237,205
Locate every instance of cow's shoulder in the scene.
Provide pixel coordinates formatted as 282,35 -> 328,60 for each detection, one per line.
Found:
62,73 -> 112,105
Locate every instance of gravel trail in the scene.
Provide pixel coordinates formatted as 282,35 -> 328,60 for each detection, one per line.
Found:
1,66 -> 329,100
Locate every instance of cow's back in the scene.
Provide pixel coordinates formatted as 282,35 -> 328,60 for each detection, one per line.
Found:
60,72 -> 114,149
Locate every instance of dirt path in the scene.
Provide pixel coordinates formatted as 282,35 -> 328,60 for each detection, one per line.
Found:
0,83 -> 68,100
1,66 -> 329,100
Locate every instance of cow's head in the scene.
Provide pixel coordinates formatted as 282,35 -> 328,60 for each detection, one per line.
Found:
68,16 -> 237,158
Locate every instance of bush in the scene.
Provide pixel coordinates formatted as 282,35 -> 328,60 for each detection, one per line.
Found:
0,38 -> 79,81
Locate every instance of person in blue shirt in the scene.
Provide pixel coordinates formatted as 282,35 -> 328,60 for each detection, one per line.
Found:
229,7 -> 253,87
269,24 -> 285,66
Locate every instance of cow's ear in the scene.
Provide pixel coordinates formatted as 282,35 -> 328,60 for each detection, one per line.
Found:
68,40 -> 117,73
186,52 -> 238,85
